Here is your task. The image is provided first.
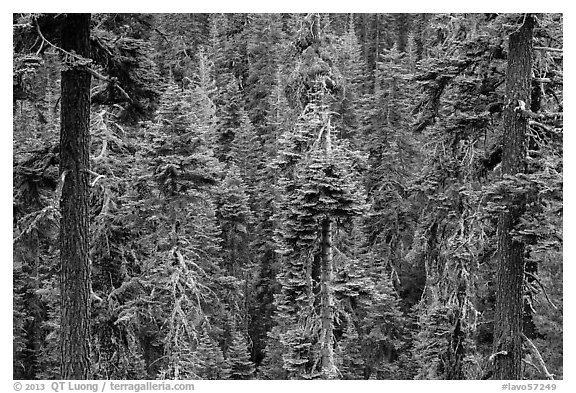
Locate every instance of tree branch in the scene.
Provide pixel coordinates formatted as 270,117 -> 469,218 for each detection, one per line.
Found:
524,271 -> 558,310
514,103 -> 563,122
90,174 -> 106,187
136,15 -> 169,43
534,46 -> 563,53
85,68 -> 134,103
521,333 -> 555,380
35,22 -> 134,106
55,170 -> 69,203
533,77 -> 551,83
35,21 -> 92,66
522,358 -> 541,374
489,350 -> 508,362
529,120 -> 553,133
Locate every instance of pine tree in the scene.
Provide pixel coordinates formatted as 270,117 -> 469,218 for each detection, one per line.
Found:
214,74 -> 243,162
192,329 -> 230,379
207,13 -> 229,84
245,14 -> 288,130
227,331 -> 256,379
154,13 -> 211,82
259,325 -> 288,379
405,14 -> 503,380
191,48 -> 218,140
90,20 -> 161,122
147,81 -> 221,195
492,14 -> 534,380
337,322 -> 364,379
362,44 -> 420,272
214,164 -> 254,277
58,13 -> 92,380
265,14 -> 376,379
230,108 -> 260,188
117,78 -> 229,378
270,81 -> 368,378
333,14 -> 370,143
248,65 -> 295,369
332,220 -> 409,379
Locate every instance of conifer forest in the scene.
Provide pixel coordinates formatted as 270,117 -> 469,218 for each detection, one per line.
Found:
12,13 -> 563,380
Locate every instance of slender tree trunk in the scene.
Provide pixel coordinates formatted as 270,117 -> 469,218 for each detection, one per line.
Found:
373,14 -> 380,78
414,14 -> 428,62
395,14 -> 410,53
361,14 -> 370,73
492,14 -> 533,380
319,217 -> 336,378
318,112 -> 336,379
59,13 -> 92,380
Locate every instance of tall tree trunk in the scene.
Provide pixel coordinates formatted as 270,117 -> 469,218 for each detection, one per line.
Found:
395,14 -> 410,53
318,113 -> 336,378
413,14 -> 428,62
492,14 -> 533,380
319,217 -> 336,378
59,13 -> 92,380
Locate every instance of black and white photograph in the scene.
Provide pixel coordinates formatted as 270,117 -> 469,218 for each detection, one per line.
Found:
11,9 -> 564,385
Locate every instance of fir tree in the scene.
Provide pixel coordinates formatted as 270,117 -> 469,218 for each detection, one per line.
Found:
227,331 -> 256,379
230,108 -> 260,188
214,74 -> 244,162
492,14 -> 534,380
58,13 -> 92,379
245,13 -> 288,130
214,164 -> 254,277
192,329 -> 230,379
332,14 -> 370,142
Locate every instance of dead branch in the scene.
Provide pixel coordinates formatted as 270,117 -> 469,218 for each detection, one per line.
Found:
35,21 -> 135,106
529,120 -> 553,133
522,358 -> 541,374
82,169 -> 106,187
35,22 -> 92,65
534,46 -> 563,53
515,106 -> 563,122
489,350 -> 508,362
55,170 -> 68,203
533,77 -> 551,83
91,174 -> 106,188
93,134 -> 108,162
85,68 -> 134,103
522,333 -> 555,380
524,271 -> 558,310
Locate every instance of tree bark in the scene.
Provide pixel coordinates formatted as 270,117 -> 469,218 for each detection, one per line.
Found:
492,14 -> 533,380
59,13 -> 92,380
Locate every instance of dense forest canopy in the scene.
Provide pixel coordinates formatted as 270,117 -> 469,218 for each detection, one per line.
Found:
12,13 -> 562,380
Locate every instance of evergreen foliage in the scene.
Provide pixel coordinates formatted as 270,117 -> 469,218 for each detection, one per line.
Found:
191,329 -> 230,379
227,331 -> 256,379
12,12 -> 563,381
